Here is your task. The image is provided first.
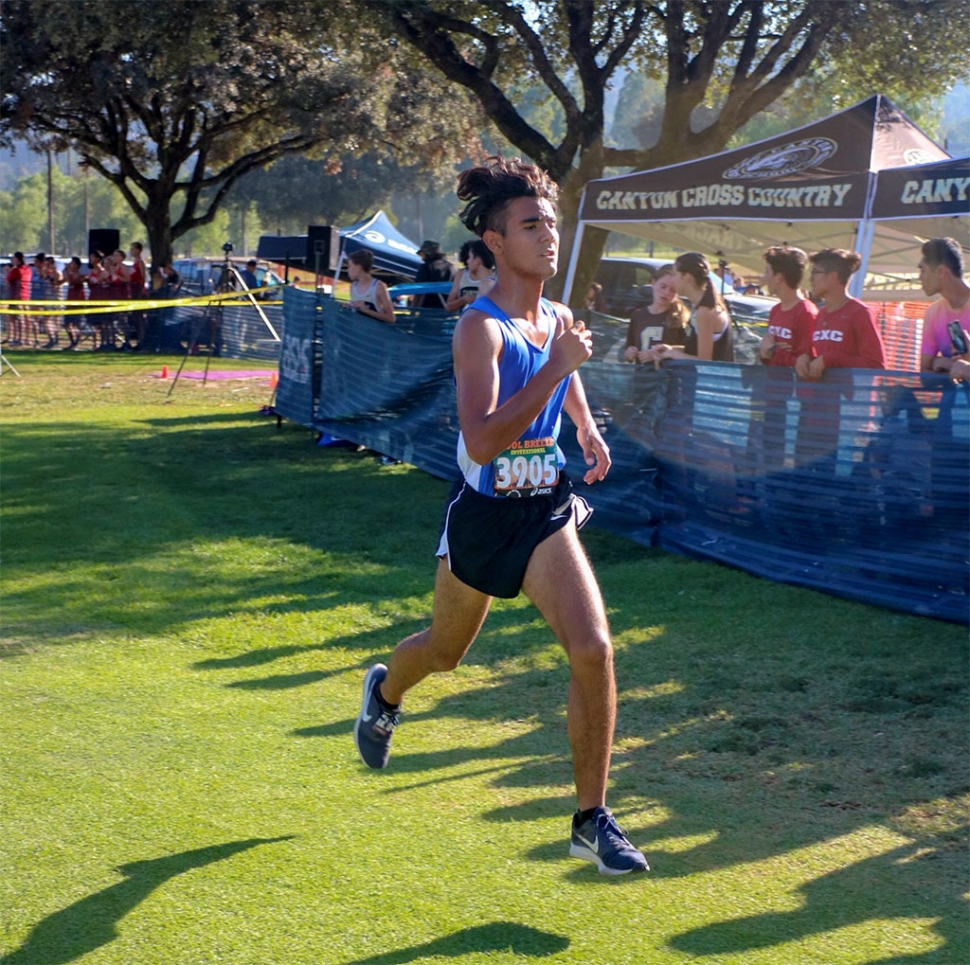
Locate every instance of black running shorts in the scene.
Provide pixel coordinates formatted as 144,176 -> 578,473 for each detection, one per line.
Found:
436,472 -> 592,598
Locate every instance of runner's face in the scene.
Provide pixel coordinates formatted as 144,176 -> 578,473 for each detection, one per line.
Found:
490,197 -> 558,278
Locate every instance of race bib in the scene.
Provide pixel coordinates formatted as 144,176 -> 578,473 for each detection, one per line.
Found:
493,436 -> 559,496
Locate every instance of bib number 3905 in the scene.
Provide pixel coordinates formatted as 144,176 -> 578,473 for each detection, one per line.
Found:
493,438 -> 559,494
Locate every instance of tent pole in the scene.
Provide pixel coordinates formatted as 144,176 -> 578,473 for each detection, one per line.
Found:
332,251 -> 346,299
562,218 -> 586,308
850,219 -> 875,298
851,168 -> 880,298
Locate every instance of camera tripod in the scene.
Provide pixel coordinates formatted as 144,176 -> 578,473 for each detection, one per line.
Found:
167,253 -> 243,397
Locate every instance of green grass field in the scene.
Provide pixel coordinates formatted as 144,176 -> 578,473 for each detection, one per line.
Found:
2,353 -> 967,965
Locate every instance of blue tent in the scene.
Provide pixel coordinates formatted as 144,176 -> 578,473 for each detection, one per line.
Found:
257,211 -> 424,280
340,211 -> 423,280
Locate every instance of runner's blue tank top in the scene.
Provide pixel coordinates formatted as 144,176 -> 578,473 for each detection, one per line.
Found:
457,296 -> 571,496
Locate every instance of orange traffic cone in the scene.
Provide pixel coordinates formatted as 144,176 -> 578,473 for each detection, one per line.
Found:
269,371 -> 279,389
160,365 -> 169,379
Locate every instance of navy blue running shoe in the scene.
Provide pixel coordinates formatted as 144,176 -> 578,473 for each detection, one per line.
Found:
569,807 -> 649,875
354,664 -> 399,769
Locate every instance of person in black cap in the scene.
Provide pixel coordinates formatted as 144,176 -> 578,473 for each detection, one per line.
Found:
414,240 -> 454,308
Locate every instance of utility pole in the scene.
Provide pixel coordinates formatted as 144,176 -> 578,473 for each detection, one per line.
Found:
47,147 -> 55,253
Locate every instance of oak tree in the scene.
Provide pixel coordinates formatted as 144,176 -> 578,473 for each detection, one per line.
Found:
0,0 -> 478,266
364,0 -> 970,301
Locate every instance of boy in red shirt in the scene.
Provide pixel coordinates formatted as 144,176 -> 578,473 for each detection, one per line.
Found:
758,245 -> 817,367
796,248 -> 886,378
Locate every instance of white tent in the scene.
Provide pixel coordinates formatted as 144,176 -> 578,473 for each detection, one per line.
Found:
565,96 -> 970,301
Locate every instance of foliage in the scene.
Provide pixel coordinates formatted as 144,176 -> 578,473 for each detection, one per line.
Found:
235,153 -> 411,236
1,353 -> 968,964
940,82 -> 970,156
0,0 -> 479,267
0,165 -> 141,255
365,0 -> 970,301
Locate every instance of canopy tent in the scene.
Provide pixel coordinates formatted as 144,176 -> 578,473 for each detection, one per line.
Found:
338,210 -> 423,280
861,155 -> 970,292
257,210 -> 423,281
565,96 -> 970,301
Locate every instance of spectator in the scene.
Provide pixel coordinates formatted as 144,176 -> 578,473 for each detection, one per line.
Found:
584,282 -> 607,313
62,256 -> 86,350
795,248 -> 886,379
86,250 -> 111,350
647,252 -> 733,365
125,242 -> 149,349
128,242 -> 147,298
413,240 -> 453,308
712,260 -> 736,295
162,263 -> 182,294
123,242 -> 149,349
5,252 -> 32,346
624,264 -> 689,363
41,256 -> 63,348
239,259 -> 260,290
758,246 -> 817,366
347,249 -> 395,324
918,237 -> 970,374
445,239 -> 496,313
105,249 -> 132,350
26,251 -> 47,347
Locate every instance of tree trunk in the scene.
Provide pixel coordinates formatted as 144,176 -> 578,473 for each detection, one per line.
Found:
145,199 -> 174,271
547,137 -> 608,309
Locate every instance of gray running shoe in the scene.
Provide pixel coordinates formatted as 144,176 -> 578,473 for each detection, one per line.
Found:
354,664 -> 399,769
569,807 -> 649,875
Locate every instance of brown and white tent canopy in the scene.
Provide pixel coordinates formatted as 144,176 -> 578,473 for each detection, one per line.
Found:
566,96 -> 969,300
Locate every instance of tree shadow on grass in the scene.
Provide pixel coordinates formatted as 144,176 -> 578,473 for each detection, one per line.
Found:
0,836 -> 294,965
338,921 -> 568,964
2,418 -> 446,652
665,834 -> 969,964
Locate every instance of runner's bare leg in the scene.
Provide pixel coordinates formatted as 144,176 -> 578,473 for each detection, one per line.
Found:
379,558 -> 493,706
522,522 -> 615,812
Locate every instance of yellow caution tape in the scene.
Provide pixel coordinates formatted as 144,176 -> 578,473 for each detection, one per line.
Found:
1,292 -> 283,316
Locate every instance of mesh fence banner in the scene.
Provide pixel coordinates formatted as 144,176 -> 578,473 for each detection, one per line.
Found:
167,301 -> 282,362
279,295 -> 969,624
273,288 -> 319,428
313,298 -> 459,480
647,362 -> 968,623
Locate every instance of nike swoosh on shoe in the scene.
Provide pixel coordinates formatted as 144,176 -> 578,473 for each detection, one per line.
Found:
576,832 -> 599,854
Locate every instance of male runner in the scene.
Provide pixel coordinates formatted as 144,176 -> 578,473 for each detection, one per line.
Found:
354,157 -> 648,875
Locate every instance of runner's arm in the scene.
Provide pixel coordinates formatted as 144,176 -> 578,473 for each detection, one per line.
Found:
552,303 -> 611,483
454,308 -> 590,465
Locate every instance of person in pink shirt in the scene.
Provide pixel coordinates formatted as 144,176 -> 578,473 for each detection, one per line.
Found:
758,245 -> 817,367
796,248 -> 886,379
917,237 -> 970,375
